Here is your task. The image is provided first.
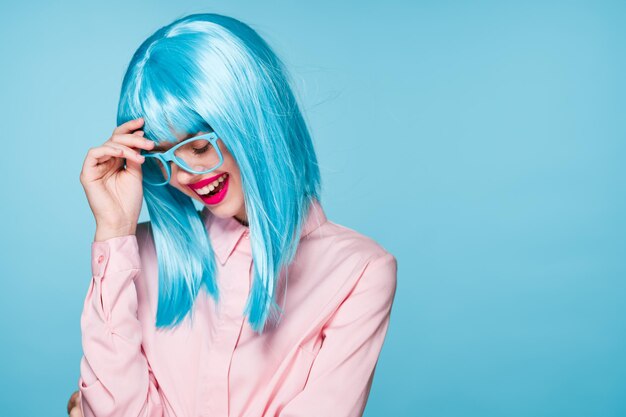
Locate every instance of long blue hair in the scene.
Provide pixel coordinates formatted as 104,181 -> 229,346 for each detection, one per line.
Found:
116,13 -> 322,333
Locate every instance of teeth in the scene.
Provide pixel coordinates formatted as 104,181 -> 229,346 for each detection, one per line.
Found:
196,173 -> 228,195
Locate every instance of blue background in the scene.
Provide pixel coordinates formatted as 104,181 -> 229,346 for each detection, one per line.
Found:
1,1 -> 625,416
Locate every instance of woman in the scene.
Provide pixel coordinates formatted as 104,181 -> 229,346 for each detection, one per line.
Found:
68,13 -> 397,417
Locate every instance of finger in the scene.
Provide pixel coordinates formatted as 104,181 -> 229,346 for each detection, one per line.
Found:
132,130 -> 145,137
67,390 -> 80,414
112,117 -> 144,136
69,404 -> 83,417
103,142 -> 146,163
84,145 -> 124,169
103,143 -> 145,179
84,144 -> 142,170
109,133 -> 155,151
66,395 -> 74,413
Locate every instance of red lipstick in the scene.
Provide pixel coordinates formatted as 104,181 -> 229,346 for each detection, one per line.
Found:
189,173 -> 226,190
193,173 -> 229,205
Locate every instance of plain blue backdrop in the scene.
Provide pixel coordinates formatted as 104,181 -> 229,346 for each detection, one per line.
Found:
1,1 -> 624,416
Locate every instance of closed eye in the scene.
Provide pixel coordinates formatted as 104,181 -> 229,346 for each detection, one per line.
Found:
192,143 -> 211,154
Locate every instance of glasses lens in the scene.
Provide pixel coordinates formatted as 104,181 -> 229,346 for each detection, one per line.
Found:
173,138 -> 221,173
142,156 -> 169,185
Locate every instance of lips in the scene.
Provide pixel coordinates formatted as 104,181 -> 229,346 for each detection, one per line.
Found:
189,173 -> 226,190
198,174 -> 229,204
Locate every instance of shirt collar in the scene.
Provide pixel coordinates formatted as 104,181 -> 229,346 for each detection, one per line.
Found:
201,198 -> 327,265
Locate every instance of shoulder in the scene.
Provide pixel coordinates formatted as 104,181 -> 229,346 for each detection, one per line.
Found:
299,219 -> 397,294
306,219 -> 396,265
293,218 -> 397,322
322,221 -> 397,304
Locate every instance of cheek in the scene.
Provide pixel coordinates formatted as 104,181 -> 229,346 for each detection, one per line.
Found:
220,156 -> 242,189
227,168 -> 243,195
166,174 -> 191,196
170,182 -> 189,196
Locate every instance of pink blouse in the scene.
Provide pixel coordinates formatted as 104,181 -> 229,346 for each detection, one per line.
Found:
77,199 -> 398,417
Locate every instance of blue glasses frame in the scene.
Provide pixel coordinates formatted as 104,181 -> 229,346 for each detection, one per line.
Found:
140,131 -> 224,186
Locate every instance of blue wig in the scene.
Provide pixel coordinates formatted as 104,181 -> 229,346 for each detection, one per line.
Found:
116,13 -> 322,333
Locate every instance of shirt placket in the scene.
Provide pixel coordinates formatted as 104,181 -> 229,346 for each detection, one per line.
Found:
202,230 -> 252,417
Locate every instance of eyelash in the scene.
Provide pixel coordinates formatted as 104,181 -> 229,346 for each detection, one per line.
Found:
152,140 -> 211,154
192,144 -> 211,155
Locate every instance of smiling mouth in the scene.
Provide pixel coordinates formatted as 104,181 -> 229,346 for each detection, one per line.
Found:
189,172 -> 226,190
192,172 -> 229,197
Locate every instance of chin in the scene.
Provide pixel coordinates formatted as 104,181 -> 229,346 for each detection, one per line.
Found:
201,195 -> 245,220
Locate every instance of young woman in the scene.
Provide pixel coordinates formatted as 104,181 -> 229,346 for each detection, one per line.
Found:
68,13 -> 397,417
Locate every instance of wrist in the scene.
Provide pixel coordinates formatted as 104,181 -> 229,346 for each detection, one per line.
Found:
94,224 -> 136,242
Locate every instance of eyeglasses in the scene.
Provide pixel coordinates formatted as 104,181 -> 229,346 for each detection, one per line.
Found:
140,131 -> 224,186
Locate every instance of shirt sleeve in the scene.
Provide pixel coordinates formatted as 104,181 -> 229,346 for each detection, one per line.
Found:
78,234 -> 164,417
278,251 -> 398,417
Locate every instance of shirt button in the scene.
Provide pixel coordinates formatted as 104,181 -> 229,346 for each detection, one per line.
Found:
97,255 -> 104,263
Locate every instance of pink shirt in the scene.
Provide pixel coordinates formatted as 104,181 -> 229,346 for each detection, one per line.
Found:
78,199 -> 398,417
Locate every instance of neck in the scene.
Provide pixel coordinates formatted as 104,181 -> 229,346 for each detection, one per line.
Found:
235,215 -> 249,227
